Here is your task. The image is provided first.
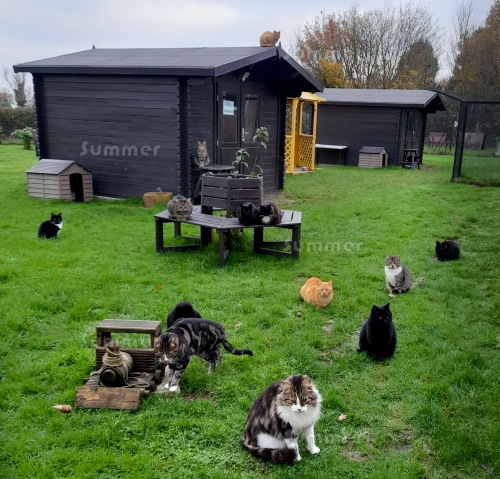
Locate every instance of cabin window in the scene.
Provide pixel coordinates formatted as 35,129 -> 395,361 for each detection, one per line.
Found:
301,102 -> 314,136
221,92 -> 238,143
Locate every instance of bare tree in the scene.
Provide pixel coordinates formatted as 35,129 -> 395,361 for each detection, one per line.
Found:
446,0 -> 477,78
293,1 -> 442,89
1,66 -> 31,107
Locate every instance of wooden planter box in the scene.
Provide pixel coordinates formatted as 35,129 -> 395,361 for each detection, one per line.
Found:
201,173 -> 263,216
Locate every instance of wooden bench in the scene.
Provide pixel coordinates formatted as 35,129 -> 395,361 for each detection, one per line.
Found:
154,206 -> 301,267
315,144 -> 348,165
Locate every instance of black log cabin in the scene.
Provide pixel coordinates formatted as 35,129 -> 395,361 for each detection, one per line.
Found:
15,46 -> 322,198
316,89 -> 446,167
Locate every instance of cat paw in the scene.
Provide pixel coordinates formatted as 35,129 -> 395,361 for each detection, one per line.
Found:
294,454 -> 302,461
308,445 -> 320,454
168,385 -> 180,393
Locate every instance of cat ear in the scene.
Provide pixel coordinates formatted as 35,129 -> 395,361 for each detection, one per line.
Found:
328,280 -> 332,285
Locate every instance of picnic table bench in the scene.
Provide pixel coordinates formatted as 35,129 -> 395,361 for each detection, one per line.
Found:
154,206 -> 302,267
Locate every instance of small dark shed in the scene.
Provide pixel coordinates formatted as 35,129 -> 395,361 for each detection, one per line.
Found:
316,89 -> 445,167
15,47 -> 322,198
26,159 -> 93,201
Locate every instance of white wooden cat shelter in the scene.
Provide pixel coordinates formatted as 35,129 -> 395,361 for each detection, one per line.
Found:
26,159 -> 93,202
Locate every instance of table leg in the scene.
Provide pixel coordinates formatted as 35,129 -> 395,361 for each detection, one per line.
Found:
155,218 -> 164,252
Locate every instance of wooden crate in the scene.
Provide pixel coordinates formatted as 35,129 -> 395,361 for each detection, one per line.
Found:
201,174 -> 262,216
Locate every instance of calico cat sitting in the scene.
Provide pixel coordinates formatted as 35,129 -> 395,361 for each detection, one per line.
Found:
167,194 -> 193,220
237,202 -> 260,226
259,202 -> 283,226
300,277 -> 333,308
242,374 -> 322,464
357,303 -> 397,361
155,318 -> 253,392
38,213 -> 63,239
384,255 -> 412,297
436,240 -> 460,261
166,301 -> 201,329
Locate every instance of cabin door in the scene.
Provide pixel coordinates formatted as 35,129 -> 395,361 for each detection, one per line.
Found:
217,81 -> 261,170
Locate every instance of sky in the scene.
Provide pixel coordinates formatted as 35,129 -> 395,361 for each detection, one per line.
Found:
0,0 -> 494,96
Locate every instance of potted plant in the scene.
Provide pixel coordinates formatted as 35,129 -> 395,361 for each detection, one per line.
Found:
201,126 -> 269,216
232,126 -> 269,177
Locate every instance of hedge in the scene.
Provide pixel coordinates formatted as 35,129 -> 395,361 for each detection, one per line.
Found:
0,107 -> 36,136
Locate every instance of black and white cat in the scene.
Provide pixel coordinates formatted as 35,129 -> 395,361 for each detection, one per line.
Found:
155,318 -> 253,392
38,213 -> 63,239
166,301 -> 202,329
436,240 -> 460,261
357,303 -> 397,361
259,202 -> 283,226
242,374 -> 322,464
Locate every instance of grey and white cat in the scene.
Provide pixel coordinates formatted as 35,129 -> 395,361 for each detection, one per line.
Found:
241,374 -> 322,464
155,318 -> 253,392
384,255 -> 412,297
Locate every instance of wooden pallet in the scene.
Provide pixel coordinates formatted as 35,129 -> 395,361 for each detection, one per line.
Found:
75,372 -> 156,411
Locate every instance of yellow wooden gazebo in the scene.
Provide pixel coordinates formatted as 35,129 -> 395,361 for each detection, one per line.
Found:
285,92 -> 324,173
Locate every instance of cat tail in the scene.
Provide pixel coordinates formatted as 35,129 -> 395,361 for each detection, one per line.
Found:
222,340 -> 253,356
241,436 -> 296,464
409,275 -> 426,290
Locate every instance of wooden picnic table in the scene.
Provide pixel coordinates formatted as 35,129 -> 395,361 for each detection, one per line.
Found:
154,206 -> 302,267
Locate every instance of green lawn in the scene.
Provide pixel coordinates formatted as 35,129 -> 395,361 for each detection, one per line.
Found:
0,145 -> 499,479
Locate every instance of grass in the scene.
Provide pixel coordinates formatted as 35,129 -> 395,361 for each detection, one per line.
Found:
0,144 -> 499,479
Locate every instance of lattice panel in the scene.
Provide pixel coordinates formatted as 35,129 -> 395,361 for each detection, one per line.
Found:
285,136 -> 294,173
285,100 -> 293,135
299,136 -> 314,170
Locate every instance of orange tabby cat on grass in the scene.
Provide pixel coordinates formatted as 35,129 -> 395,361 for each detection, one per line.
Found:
300,277 -> 333,308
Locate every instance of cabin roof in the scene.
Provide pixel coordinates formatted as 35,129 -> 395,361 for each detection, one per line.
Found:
26,159 -> 88,175
14,46 -> 323,91
318,88 -> 445,112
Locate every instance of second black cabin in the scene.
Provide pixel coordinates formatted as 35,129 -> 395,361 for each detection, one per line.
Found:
316,89 -> 446,167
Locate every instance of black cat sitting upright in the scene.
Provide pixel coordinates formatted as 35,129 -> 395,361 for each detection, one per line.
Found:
38,213 -> 63,239
357,303 -> 396,361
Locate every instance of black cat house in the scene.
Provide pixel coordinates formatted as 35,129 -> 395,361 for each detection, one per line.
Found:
26,159 -> 93,202
15,46 -> 322,198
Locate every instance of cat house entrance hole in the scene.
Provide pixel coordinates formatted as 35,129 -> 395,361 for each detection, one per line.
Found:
70,173 -> 84,201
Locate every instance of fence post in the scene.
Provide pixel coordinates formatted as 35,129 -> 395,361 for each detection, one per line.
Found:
452,101 -> 468,181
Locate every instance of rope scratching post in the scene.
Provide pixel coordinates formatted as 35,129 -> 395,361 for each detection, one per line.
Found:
99,341 -> 134,387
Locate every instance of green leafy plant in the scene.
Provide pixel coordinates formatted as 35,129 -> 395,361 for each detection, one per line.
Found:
11,126 -> 33,150
232,126 -> 269,177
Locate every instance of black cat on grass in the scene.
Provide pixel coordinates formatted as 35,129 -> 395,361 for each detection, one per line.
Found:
38,213 -> 63,239
358,303 -> 397,361
436,240 -> 460,261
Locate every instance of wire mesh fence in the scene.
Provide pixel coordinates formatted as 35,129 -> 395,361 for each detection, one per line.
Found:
425,97 -> 500,186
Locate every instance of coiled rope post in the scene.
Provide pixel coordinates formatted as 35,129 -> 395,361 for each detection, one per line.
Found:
99,341 -> 134,387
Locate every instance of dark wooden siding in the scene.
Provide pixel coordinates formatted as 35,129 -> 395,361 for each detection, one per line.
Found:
316,105 -> 401,166
39,75 -> 180,197
259,82 -> 280,191
188,78 -> 215,195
